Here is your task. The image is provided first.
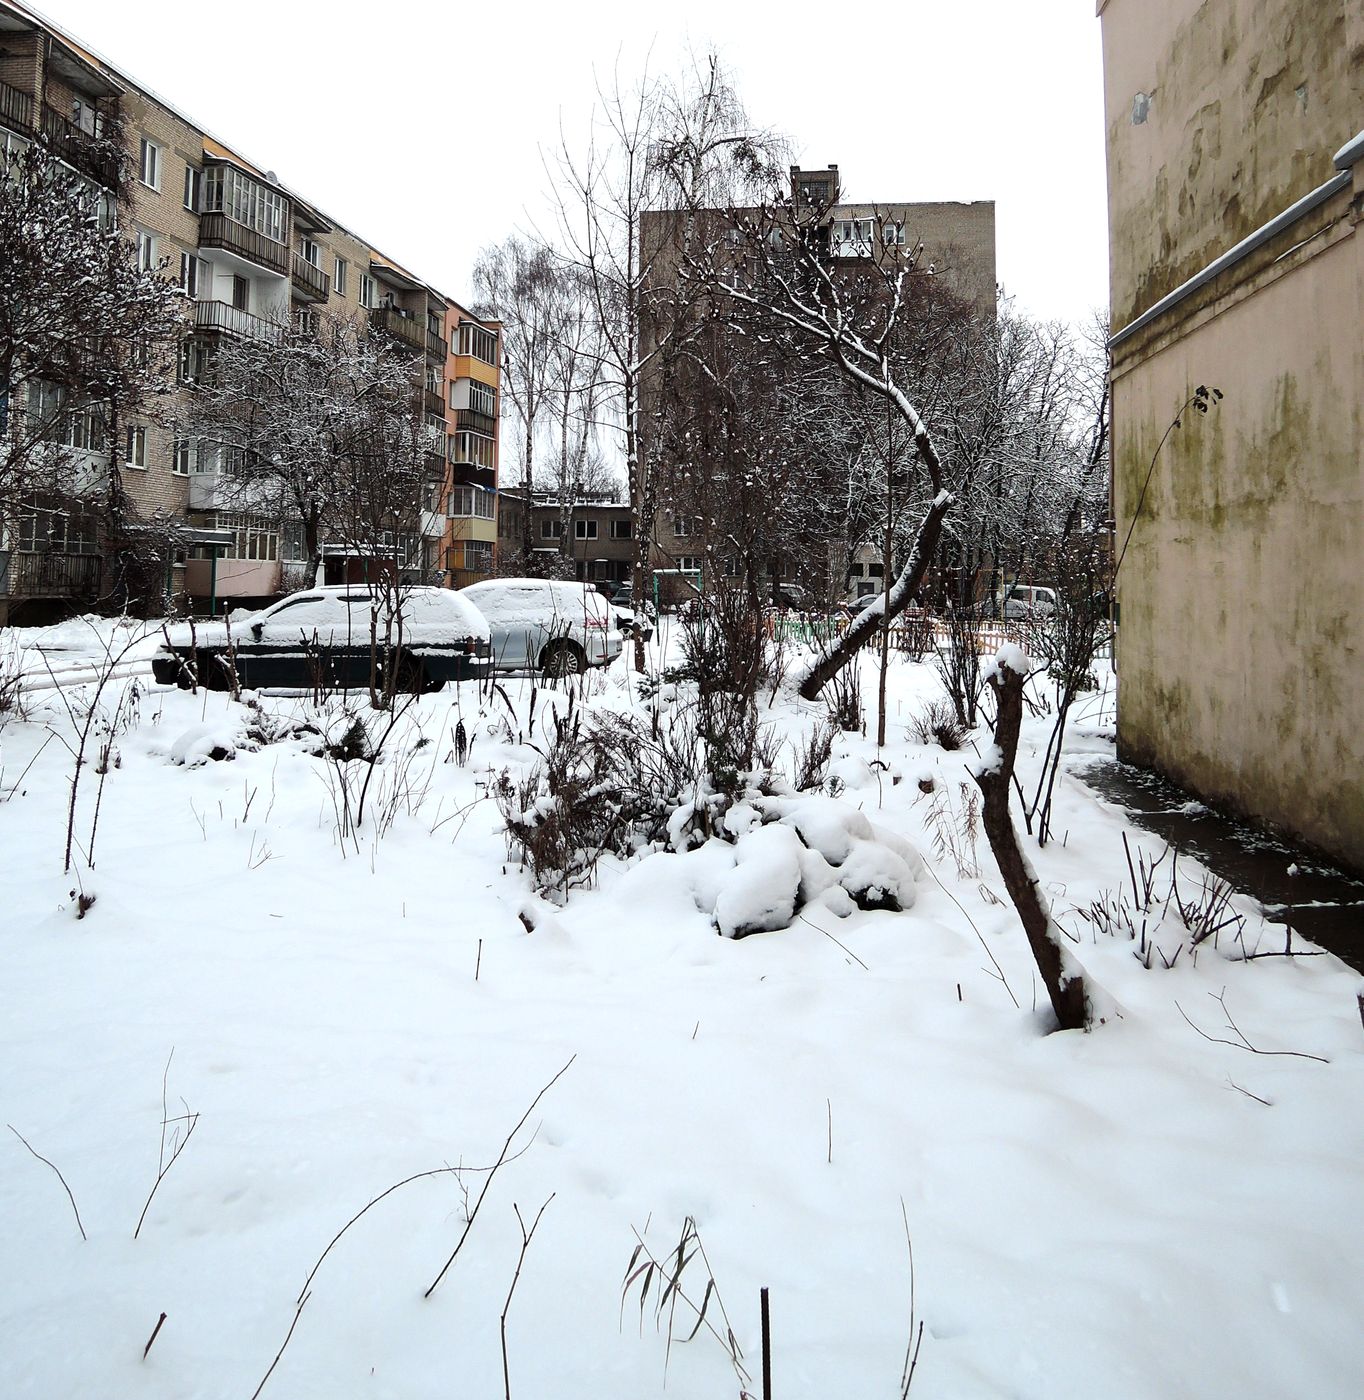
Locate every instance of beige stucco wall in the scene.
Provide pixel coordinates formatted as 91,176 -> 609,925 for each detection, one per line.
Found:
1099,0 -> 1362,328
1111,203 -> 1363,867
1103,0 -> 1364,868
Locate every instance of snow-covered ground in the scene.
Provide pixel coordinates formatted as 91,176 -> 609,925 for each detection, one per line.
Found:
2,619 -> 1361,1400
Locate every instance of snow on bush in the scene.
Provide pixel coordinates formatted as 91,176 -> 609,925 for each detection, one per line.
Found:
167,721 -> 242,767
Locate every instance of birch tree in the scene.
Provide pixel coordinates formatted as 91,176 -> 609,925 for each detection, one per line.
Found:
549,52 -> 783,664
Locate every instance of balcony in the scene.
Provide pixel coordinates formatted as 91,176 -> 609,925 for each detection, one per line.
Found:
290,252 -> 330,303
426,329 -> 448,360
454,407 -> 497,438
40,104 -> 119,188
369,304 -> 426,353
199,211 -> 290,277
424,449 -> 447,481
193,300 -> 283,341
424,387 -> 446,419
0,80 -> 35,136
0,550 -> 102,601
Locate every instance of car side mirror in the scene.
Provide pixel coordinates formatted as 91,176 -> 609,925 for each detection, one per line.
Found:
250,621 -> 263,641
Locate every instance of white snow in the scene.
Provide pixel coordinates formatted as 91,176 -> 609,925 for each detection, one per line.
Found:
0,625 -> 1361,1400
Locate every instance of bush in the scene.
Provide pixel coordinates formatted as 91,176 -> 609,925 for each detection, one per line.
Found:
910,697 -> 968,750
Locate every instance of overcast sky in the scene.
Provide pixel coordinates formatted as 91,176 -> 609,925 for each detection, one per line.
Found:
36,0 -> 1110,326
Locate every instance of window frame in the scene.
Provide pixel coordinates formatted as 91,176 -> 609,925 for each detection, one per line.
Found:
139,138 -> 162,192
125,425 -> 148,470
334,256 -> 348,296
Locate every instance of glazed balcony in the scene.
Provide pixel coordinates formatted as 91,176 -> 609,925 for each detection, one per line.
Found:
199,211 -> 290,277
290,253 -> 330,303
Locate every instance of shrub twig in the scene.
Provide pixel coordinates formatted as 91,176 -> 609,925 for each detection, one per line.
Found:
7,1123 -> 86,1240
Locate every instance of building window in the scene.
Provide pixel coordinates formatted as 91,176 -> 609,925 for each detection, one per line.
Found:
457,321 -> 497,365
232,276 -> 250,311
359,273 -> 375,309
183,165 -> 201,211
172,438 -> 196,475
883,222 -> 906,247
135,229 -> 158,272
463,539 -> 494,572
18,496 -> 100,554
468,380 -> 496,417
677,556 -> 700,574
178,252 -> 211,298
449,485 -> 495,519
70,96 -> 102,138
672,515 -> 694,538
125,426 -> 148,469
334,257 -> 348,296
139,138 -> 161,191
574,519 -> 598,540
540,519 -> 564,539
300,236 -> 320,267
178,340 -> 208,385
832,219 -> 876,257
611,519 -> 632,540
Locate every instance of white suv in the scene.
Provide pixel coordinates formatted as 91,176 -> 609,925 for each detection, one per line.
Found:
999,585 -> 1059,619
460,578 -> 622,675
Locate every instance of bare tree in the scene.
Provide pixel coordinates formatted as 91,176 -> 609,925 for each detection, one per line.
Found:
471,237 -> 570,562
549,51 -> 783,664
701,199 -> 957,699
187,310 -> 423,586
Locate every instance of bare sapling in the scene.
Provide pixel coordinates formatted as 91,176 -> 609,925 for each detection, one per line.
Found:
501,1195 -> 555,1400
133,1049 -> 200,1239
971,647 -> 1101,1031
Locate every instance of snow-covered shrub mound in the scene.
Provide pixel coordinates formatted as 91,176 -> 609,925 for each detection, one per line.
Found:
623,792 -> 925,939
167,721 -> 242,766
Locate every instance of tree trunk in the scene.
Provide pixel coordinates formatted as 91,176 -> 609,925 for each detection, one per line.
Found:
973,651 -> 1094,1031
798,491 -> 951,701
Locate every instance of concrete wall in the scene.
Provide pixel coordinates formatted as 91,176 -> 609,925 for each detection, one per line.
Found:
1101,0 -> 1364,870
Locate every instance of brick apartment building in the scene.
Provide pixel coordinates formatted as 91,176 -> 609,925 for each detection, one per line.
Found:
0,0 -> 501,620
641,165 -> 996,605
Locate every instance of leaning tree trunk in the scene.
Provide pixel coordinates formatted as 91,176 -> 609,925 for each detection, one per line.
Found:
973,647 -> 1097,1031
798,490 -> 951,700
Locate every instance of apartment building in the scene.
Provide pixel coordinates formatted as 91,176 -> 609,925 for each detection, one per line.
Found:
1098,0 -> 1364,870
639,165 -> 996,604
0,0 -> 501,620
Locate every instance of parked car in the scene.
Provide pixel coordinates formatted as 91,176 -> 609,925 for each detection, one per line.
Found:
151,585 -> 491,692
999,584 -> 1058,619
460,577 -> 622,675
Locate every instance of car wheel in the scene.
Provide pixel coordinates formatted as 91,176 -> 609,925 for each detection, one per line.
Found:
542,641 -> 586,679
395,654 -> 428,694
